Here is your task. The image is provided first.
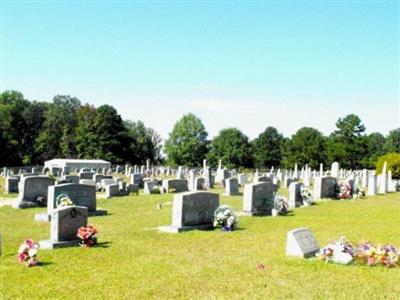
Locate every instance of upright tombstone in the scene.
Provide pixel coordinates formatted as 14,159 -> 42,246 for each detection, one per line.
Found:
288,181 -> 304,209
130,173 -> 144,188
5,177 -> 19,193
242,182 -> 278,216
162,179 -> 188,193
35,183 -> 106,222
224,178 -> 239,196
79,172 -> 95,180
286,228 -> 320,258
313,176 -> 338,200
361,169 -> 368,188
15,176 -> 55,208
195,177 -> 206,191
238,173 -> 248,185
331,162 -> 339,179
62,175 -> 80,184
254,176 -> 272,183
377,162 -> 388,194
105,183 -> 120,198
158,191 -> 220,233
144,181 -> 160,195
367,174 -> 377,196
39,206 -> 88,249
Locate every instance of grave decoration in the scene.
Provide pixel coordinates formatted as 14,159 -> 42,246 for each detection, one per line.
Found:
213,205 -> 238,232
317,236 -> 355,265
353,184 -> 365,199
272,193 -> 289,216
300,186 -> 314,206
337,181 -> 352,199
76,224 -> 98,247
317,237 -> 400,268
18,239 -> 39,267
357,242 -> 399,268
56,194 -> 74,208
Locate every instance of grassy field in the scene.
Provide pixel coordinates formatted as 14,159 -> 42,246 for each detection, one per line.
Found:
0,179 -> 399,299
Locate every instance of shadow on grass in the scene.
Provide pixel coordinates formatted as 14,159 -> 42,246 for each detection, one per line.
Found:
95,241 -> 112,248
37,261 -> 53,267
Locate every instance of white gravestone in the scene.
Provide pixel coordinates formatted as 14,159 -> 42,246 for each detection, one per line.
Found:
286,228 -> 320,258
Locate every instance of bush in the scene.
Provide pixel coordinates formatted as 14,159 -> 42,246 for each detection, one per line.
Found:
375,153 -> 400,179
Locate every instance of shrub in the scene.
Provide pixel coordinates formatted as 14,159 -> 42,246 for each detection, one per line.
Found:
375,153 -> 400,179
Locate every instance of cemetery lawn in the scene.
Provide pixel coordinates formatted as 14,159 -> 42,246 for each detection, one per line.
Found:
1,188 -> 399,299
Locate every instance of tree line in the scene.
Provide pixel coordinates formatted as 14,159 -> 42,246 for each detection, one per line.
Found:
1,90 -> 399,169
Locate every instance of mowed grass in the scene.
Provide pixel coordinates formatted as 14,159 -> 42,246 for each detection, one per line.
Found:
0,180 -> 400,299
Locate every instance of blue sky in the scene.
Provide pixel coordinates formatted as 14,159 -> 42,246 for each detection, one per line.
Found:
1,1 -> 399,140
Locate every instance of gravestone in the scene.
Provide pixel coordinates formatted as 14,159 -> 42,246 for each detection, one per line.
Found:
130,173 -> 144,188
5,177 -> 19,193
195,178 -> 205,191
254,176 -> 272,183
238,173 -> 248,185
286,228 -> 320,258
39,206 -> 88,249
62,175 -> 80,184
224,178 -> 239,196
92,174 -> 104,183
79,179 -> 96,186
79,172 -> 95,180
162,179 -> 188,193
313,176 -> 338,200
15,176 -> 55,208
331,162 -> 339,178
35,183 -> 106,221
242,182 -> 278,216
158,191 -> 220,233
105,183 -> 120,198
288,181 -> 304,208
144,181 -> 160,195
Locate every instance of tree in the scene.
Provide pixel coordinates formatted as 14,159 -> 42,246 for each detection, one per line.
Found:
35,95 -> 81,162
362,132 -> 386,168
252,127 -> 283,169
164,113 -> 208,167
384,128 -> 400,153
326,114 -> 367,169
75,104 -> 99,159
125,120 -> 154,164
207,128 -> 251,168
282,127 -> 326,169
375,152 -> 400,179
93,105 -> 130,163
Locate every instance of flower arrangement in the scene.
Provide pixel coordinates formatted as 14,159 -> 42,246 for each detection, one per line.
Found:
214,205 -> 238,232
338,181 -> 352,199
357,242 -> 400,268
317,237 -> 400,268
273,193 -> 289,216
56,194 -> 74,208
77,224 -> 98,247
317,236 -> 355,265
300,186 -> 314,206
353,184 -> 365,199
18,239 -> 39,267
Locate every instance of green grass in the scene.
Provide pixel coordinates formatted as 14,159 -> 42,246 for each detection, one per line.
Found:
1,183 -> 399,299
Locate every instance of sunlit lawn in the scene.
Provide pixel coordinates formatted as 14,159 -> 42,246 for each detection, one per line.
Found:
1,176 -> 399,299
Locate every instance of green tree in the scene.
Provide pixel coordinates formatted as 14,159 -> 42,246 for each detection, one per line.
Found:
35,95 -> 81,162
125,120 -> 155,164
375,152 -> 400,179
326,114 -> 367,169
93,105 -> 130,163
282,127 -> 326,169
164,113 -> 208,167
207,128 -> 251,168
384,128 -> 400,153
252,127 -> 283,168
75,104 -> 99,159
362,132 -> 386,168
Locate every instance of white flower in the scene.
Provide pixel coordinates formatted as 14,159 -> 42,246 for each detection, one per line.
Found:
28,248 -> 38,257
